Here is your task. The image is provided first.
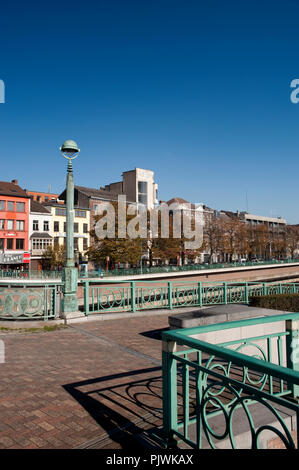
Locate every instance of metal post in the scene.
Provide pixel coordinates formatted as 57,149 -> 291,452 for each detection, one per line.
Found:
131,281 -> 136,312
168,282 -> 173,309
198,282 -> 202,307
84,280 -> 89,316
223,282 -> 227,304
162,339 -> 178,448
286,319 -> 299,399
245,282 -> 249,304
61,158 -> 79,315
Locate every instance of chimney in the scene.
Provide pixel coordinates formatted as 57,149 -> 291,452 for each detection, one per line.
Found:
11,179 -> 18,185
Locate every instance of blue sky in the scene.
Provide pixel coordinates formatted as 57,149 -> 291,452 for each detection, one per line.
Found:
1,0 -> 299,222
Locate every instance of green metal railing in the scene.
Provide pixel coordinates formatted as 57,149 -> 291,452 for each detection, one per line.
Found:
161,313 -> 299,449
81,258 -> 299,278
82,280 -> 299,315
1,258 -> 298,281
0,270 -> 61,280
0,281 -> 62,320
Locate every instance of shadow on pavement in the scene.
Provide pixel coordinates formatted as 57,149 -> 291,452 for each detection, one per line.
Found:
63,366 -> 165,449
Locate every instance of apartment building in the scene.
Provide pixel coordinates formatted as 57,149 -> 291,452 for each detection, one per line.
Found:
29,200 -> 52,270
0,180 -> 30,269
103,167 -> 158,209
43,201 -> 90,264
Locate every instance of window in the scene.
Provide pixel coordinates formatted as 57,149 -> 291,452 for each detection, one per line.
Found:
74,237 -> 79,250
75,209 -> 86,218
63,222 -> 66,233
43,221 -> 49,231
32,238 -> 52,251
83,223 -> 88,233
7,201 -> 14,211
33,220 -> 39,231
7,220 -> 14,230
54,237 -> 59,246
16,239 -> 24,250
16,220 -> 24,231
0,201 -> 4,210
138,181 -> 148,205
54,221 -> 59,232
0,219 -> 4,229
16,202 -> 25,212
6,239 -> 13,249
36,196 -> 41,202
94,204 -> 99,214
45,197 -> 49,202
74,223 -> 79,233
55,207 -> 66,216
0,239 -> 4,249
83,238 -> 88,250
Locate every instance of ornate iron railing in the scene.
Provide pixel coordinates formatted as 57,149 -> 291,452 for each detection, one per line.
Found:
0,282 -> 62,320
0,270 -> 61,280
161,313 -> 299,449
80,258 -> 299,278
82,280 -> 299,315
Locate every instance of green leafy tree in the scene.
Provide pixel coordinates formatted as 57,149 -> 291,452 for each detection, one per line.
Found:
42,245 -> 66,270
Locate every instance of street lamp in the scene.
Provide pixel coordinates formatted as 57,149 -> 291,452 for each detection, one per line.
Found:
60,140 -> 81,317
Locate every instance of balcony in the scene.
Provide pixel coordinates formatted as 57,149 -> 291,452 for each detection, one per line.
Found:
161,313 -> 299,449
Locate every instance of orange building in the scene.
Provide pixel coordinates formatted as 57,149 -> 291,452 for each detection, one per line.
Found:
25,190 -> 59,203
0,180 -> 30,269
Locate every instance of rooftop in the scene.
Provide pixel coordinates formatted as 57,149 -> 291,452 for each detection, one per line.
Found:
0,181 -> 30,198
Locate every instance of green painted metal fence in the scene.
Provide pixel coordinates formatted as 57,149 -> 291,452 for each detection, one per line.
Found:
161,313 -> 299,449
81,258 -> 299,278
0,270 -> 61,280
0,282 -> 62,320
82,280 -> 299,315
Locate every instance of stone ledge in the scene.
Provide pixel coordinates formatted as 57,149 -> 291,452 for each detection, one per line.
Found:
168,304 -> 290,329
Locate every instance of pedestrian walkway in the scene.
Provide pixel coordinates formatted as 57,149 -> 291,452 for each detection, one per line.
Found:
0,314 -> 172,449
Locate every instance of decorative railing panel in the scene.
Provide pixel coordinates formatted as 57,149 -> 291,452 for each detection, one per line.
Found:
161,313 -> 299,449
82,280 -> 299,315
0,284 -> 60,320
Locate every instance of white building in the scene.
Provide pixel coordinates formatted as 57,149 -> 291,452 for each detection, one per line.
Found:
103,167 -> 158,209
29,200 -> 53,270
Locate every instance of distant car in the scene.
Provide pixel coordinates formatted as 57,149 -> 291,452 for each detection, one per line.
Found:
240,258 -> 247,263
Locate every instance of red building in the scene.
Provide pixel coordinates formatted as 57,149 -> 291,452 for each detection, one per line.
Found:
0,180 -> 30,270
25,190 -> 59,203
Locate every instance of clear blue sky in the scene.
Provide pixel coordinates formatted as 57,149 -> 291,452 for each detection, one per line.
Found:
1,0 -> 299,222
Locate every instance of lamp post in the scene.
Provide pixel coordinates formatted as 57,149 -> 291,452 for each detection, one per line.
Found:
60,140 -> 81,317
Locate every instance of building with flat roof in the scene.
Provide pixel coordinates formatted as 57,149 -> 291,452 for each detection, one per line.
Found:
25,189 -> 60,203
103,168 -> 158,209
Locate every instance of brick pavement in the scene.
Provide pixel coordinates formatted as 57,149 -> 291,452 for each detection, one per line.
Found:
0,314 -> 172,449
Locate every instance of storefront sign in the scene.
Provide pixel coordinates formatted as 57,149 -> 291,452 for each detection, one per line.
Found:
0,253 -> 23,264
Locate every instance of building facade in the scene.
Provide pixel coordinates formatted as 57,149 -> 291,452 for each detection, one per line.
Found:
103,168 -> 158,209
25,190 -> 60,204
0,180 -> 30,269
44,201 -> 90,266
29,200 -> 53,271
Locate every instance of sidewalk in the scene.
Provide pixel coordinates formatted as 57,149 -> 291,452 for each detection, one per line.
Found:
0,313 -> 172,449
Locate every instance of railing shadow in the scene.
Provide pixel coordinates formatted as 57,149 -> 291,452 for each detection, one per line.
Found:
63,366 -> 164,449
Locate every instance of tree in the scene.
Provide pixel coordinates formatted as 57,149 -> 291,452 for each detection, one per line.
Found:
42,245 -> 66,270
203,214 -> 224,263
86,201 -> 145,267
285,226 -> 299,258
